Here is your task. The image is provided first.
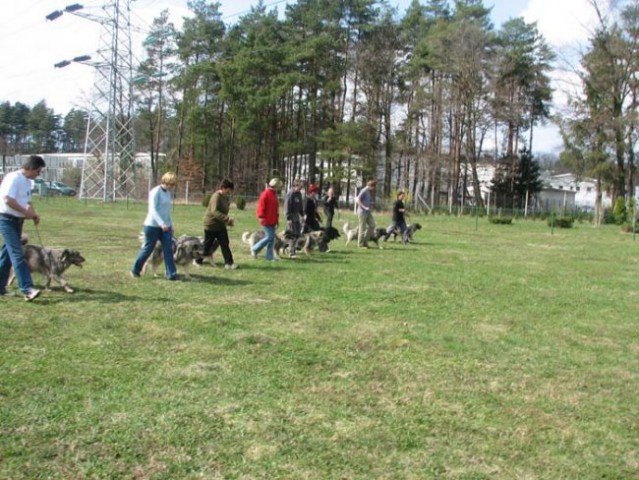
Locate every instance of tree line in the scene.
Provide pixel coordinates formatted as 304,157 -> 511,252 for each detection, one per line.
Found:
1,0 -> 637,213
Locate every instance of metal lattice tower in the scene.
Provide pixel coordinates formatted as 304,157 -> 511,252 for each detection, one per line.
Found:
79,0 -> 136,201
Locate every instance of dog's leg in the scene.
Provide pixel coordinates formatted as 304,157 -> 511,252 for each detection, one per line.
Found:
182,263 -> 194,281
303,237 -> 311,256
51,273 -> 74,293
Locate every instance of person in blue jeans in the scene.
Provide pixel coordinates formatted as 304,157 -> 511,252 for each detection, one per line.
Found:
252,178 -> 282,261
131,172 -> 178,280
0,155 -> 46,301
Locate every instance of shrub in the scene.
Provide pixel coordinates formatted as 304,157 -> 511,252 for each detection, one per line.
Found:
548,216 -> 574,228
488,216 -> 513,225
612,197 -> 627,225
235,196 -> 246,210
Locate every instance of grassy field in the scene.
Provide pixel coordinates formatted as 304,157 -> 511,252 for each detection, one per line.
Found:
1,196 -> 638,479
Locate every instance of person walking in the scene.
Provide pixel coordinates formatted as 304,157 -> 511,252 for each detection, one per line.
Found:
356,179 -> 376,249
252,178 -> 282,261
322,185 -> 338,229
0,155 -> 46,301
131,172 -> 178,280
199,178 -> 238,269
385,190 -> 409,244
304,183 -> 322,232
284,179 -> 304,259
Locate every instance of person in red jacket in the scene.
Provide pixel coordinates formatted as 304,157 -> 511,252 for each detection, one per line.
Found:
251,178 -> 282,261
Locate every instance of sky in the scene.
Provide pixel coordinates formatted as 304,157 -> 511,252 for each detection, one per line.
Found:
0,0 -> 602,154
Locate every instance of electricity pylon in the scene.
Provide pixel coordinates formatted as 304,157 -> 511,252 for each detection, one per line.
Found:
77,0 -> 136,201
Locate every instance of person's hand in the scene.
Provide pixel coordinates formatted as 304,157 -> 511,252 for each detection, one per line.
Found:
24,205 -> 38,220
227,217 -> 235,227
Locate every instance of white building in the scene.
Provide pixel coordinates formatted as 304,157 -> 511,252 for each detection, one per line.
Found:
462,165 -> 613,212
539,173 -> 613,211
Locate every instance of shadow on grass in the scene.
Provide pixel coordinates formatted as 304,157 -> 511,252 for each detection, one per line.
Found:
181,274 -> 253,286
28,288 -> 140,304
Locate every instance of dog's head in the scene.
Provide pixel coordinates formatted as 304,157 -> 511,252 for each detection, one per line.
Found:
412,223 -> 422,231
323,226 -> 340,241
60,249 -> 86,268
373,228 -> 388,240
174,235 -> 205,261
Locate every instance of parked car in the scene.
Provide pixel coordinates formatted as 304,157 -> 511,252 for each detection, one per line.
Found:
50,180 -> 77,196
32,178 -> 77,196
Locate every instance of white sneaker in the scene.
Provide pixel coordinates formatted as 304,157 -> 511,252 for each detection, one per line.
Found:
225,264 -> 239,270
24,288 -> 41,302
251,250 -> 257,259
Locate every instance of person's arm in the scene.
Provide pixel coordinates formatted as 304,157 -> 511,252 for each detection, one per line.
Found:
4,196 -> 39,223
356,188 -> 369,211
149,188 -> 171,230
256,192 -> 265,220
284,192 -> 292,219
210,193 -> 229,224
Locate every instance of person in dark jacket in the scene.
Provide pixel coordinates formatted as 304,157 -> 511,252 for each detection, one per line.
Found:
304,183 -> 322,232
385,190 -> 409,244
199,178 -> 237,269
322,186 -> 338,229
284,179 -> 304,259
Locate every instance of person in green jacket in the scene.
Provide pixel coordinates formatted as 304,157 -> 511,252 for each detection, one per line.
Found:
199,178 -> 238,269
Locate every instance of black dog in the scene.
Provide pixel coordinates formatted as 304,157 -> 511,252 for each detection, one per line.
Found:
318,225 -> 340,252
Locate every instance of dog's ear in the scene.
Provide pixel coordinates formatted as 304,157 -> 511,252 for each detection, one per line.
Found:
61,249 -> 71,262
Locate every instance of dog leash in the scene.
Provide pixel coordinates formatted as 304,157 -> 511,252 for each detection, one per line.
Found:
33,222 -> 45,248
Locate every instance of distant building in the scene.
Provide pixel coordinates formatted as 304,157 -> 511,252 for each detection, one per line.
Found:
539,173 -> 613,211
460,165 -> 613,212
1,153 -> 160,182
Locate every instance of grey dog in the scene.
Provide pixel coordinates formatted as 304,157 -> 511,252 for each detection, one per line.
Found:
142,234 -> 205,280
9,244 -> 85,293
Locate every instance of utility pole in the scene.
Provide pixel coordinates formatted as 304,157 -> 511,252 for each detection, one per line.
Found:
49,1 -> 136,201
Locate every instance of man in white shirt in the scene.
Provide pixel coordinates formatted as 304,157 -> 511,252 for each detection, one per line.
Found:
0,155 -> 46,301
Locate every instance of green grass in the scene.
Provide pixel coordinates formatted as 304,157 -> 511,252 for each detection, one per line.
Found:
1,197 -> 638,479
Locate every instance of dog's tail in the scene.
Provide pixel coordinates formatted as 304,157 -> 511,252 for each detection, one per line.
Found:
241,231 -> 252,245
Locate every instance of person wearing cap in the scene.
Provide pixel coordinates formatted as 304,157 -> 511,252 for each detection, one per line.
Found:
284,179 -> 304,259
385,190 -> 409,244
356,179 -> 376,248
0,154 -> 45,301
252,178 -> 281,261
131,171 -> 178,280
